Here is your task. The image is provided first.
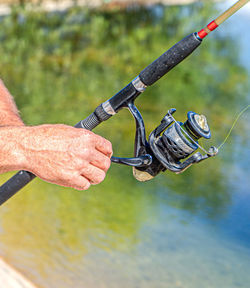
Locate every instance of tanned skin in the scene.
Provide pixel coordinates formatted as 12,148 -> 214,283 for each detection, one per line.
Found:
0,79 -> 112,190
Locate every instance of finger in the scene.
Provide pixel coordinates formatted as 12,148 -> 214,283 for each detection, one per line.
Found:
80,164 -> 106,185
89,150 -> 111,172
71,175 -> 91,191
94,136 -> 113,158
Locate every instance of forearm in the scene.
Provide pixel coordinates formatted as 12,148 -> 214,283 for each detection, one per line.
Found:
0,79 -> 24,126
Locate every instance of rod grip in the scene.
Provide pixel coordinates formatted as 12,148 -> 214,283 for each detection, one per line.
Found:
0,171 -> 36,205
139,33 -> 201,86
75,104 -> 111,130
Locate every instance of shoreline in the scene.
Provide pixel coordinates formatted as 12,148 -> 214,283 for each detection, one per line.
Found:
0,0 -> 198,16
0,257 -> 38,288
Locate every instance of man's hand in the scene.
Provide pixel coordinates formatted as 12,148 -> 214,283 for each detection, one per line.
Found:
21,125 -> 113,190
0,125 -> 112,190
0,80 -> 112,190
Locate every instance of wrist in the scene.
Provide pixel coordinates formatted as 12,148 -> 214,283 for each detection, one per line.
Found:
0,126 -> 28,173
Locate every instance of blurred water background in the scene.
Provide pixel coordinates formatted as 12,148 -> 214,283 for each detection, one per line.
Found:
0,0 -> 249,287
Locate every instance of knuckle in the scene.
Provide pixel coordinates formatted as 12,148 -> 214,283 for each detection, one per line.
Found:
73,157 -> 85,170
82,131 -> 95,142
77,158 -> 88,169
81,147 -> 92,158
99,135 -> 110,146
104,157 -> 111,170
106,140 -> 113,154
107,139 -> 112,149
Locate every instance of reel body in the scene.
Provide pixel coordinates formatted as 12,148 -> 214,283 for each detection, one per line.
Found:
111,103 -> 217,181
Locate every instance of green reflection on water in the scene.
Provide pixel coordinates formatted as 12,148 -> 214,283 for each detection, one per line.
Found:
0,2 -> 249,287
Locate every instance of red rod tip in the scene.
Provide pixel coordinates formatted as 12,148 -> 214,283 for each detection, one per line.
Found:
207,20 -> 218,31
198,29 -> 208,39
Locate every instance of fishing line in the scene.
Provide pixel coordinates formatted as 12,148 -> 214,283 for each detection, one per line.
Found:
171,105 -> 250,156
217,104 -> 250,150
169,104 -> 249,157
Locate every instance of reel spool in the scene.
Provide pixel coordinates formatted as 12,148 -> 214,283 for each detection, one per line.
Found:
111,104 -> 218,181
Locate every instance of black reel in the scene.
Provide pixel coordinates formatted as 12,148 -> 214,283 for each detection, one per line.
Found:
111,102 -> 218,181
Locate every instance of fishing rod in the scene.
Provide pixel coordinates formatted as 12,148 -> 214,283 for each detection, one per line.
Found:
0,0 -> 248,205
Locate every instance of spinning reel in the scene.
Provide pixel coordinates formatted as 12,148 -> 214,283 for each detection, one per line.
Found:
111,103 -> 218,181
